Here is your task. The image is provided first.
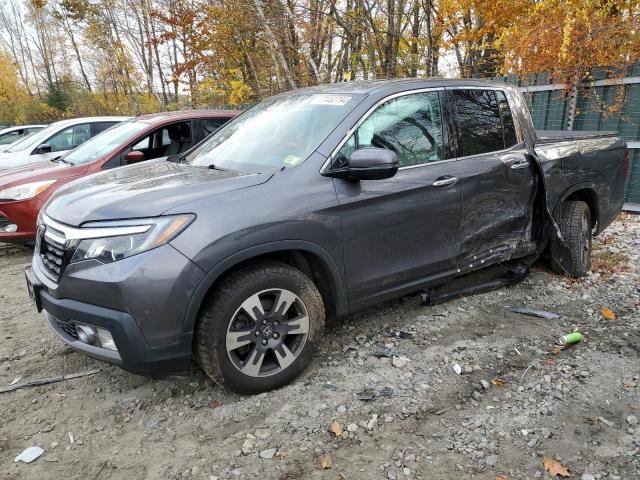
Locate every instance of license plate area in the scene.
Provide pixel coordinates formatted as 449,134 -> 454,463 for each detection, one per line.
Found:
25,270 -> 43,312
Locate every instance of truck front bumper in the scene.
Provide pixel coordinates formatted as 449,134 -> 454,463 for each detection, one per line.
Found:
29,242 -> 205,376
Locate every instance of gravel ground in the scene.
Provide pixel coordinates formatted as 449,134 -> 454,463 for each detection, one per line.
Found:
1,214 -> 638,480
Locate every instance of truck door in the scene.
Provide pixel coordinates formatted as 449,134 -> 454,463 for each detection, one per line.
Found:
328,89 -> 463,309
447,88 -> 536,273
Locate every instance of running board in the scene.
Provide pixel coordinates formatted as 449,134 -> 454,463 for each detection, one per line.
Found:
420,261 -> 529,306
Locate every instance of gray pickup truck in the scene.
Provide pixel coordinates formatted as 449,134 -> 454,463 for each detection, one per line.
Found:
27,79 -> 628,393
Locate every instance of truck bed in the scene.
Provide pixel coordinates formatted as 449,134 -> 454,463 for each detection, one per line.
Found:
535,130 -> 619,144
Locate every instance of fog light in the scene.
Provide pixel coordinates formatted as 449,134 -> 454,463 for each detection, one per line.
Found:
76,324 -> 97,344
0,223 -> 17,233
96,327 -> 117,351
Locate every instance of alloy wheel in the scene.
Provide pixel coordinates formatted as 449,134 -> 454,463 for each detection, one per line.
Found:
226,288 -> 310,377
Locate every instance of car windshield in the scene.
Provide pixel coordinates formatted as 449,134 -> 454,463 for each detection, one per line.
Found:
184,93 -> 364,173
65,121 -> 149,165
3,124 -> 61,153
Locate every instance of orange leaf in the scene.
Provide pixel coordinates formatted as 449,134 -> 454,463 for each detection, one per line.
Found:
496,476 -> 508,480
601,308 -> 616,320
208,399 -> 221,409
315,453 -> 333,469
491,378 -> 507,386
542,456 -> 570,477
329,420 -> 343,437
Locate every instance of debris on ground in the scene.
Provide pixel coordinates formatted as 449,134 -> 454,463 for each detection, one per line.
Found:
14,447 -> 44,464
557,332 -> 583,346
504,305 -> 560,319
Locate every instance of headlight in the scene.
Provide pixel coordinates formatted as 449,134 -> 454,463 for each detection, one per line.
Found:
69,214 -> 195,264
0,180 -> 56,201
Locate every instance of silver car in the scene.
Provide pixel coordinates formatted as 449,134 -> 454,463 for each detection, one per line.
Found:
0,117 -> 130,170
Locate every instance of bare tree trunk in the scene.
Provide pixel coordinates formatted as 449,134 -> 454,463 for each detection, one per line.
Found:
253,0 -> 297,89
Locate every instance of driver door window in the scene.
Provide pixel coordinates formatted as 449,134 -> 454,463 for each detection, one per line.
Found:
44,124 -> 91,153
334,91 -> 444,169
128,121 -> 192,161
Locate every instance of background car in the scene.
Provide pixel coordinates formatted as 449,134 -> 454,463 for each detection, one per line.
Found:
0,117 -> 130,170
0,125 -> 47,146
0,110 -> 238,243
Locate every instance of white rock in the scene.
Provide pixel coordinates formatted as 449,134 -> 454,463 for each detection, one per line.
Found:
259,448 -> 277,459
392,356 -> 409,368
254,429 -> 271,440
347,423 -> 359,432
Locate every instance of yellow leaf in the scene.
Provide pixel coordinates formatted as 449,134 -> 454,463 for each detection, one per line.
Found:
315,453 -> 333,469
329,420 -> 343,437
601,308 -> 616,320
542,456 -> 570,477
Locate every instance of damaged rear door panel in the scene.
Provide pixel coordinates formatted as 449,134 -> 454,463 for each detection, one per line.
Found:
448,88 -> 538,273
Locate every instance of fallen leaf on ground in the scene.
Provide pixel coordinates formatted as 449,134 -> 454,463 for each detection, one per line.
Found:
496,476 -> 508,480
542,456 -> 570,477
329,420 -> 343,437
623,381 -> 637,388
601,308 -> 616,320
491,378 -> 507,386
208,400 -> 221,409
315,453 -> 332,469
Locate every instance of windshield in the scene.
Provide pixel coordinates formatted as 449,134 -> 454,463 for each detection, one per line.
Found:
184,93 -> 364,172
65,121 -> 149,164
3,124 -> 64,153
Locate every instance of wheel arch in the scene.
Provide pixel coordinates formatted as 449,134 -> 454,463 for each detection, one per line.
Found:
554,183 -> 600,232
182,241 -> 348,336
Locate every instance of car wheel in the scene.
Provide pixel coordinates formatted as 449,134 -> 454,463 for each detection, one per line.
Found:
195,260 -> 325,394
550,200 -> 592,277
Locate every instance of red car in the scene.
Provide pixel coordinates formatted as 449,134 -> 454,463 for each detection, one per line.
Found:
0,110 -> 238,243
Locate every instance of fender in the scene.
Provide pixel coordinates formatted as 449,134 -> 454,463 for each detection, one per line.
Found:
181,240 -> 348,335
552,181 -> 600,230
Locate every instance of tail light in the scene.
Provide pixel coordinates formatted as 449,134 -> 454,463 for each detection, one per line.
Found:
623,148 -> 629,178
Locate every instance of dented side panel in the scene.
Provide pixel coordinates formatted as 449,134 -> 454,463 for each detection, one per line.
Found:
456,144 -> 537,272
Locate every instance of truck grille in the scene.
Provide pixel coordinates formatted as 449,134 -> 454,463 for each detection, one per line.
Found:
55,319 -> 78,339
37,218 -> 75,281
41,237 -> 66,278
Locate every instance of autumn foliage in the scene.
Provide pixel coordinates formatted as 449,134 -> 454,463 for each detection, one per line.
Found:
0,0 -> 638,124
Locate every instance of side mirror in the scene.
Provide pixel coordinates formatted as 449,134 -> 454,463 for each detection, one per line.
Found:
125,150 -> 146,164
34,143 -> 52,154
326,148 -> 399,181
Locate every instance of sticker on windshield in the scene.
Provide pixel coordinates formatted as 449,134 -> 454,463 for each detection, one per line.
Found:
283,154 -> 303,167
310,95 -> 352,106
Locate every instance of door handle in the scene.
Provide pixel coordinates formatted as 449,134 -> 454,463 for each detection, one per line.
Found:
432,176 -> 458,187
510,159 -> 529,170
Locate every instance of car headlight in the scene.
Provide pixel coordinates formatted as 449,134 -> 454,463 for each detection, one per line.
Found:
69,214 -> 195,264
0,180 -> 56,201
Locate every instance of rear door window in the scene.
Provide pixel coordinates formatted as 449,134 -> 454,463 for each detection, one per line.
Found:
451,89 -> 504,157
94,122 -> 119,135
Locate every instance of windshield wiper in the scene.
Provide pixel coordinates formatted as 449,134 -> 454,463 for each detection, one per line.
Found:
208,164 -> 228,172
51,156 -> 74,165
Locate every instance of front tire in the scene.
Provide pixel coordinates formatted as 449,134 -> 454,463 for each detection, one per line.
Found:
195,260 -> 325,394
550,200 -> 592,277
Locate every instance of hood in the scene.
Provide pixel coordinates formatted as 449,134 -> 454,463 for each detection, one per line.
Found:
0,160 -> 87,189
0,149 -> 31,169
45,159 -> 272,226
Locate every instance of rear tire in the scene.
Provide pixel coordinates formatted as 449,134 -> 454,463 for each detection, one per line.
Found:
195,260 -> 325,394
550,200 -> 592,277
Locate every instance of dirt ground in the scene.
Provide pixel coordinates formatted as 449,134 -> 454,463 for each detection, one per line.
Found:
1,214 -> 639,480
